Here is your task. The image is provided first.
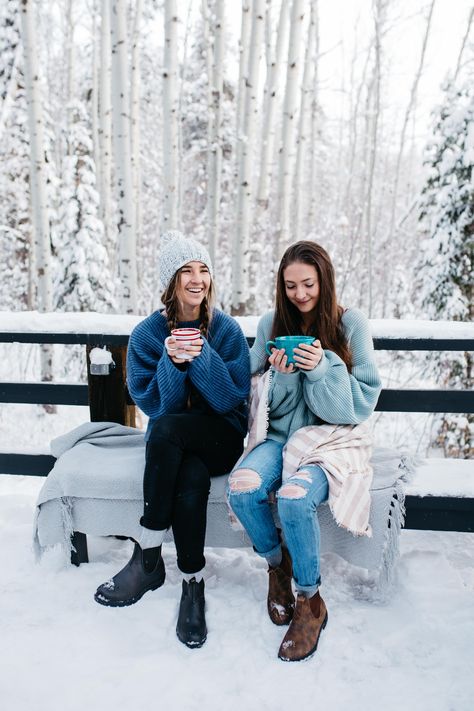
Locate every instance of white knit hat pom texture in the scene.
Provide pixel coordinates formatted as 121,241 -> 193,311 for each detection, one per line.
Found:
159,230 -> 214,290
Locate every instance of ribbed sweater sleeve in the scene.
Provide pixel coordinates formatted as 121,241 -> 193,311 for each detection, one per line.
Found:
268,371 -> 302,417
302,308 -> 381,424
249,311 -> 274,374
126,315 -> 188,418
188,312 -> 250,413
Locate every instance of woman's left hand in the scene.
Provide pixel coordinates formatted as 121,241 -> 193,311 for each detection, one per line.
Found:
293,340 -> 323,370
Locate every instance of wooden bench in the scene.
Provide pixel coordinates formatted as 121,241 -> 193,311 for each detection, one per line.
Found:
1,313 -> 473,571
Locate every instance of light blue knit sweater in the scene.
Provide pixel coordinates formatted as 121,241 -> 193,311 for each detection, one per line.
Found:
250,308 -> 382,443
126,309 -> 250,440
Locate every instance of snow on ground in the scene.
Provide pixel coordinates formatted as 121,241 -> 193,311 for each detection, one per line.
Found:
1,474 -> 473,711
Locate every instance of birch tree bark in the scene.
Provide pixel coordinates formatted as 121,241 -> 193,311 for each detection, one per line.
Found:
307,0 -> 320,229
276,0 -> 306,255
294,0 -> 317,240
338,42 -> 372,300
99,0 -> 113,263
0,34 -> 22,142
65,0 -> 75,136
205,0 -> 225,262
454,7 -> 474,82
130,0 -> 143,269
163,0 -> 180,230
256,0 -> 289,210
364,0 -> 385,317
20,0 -> 52,314
235,0 -> 253,172
111,0 -> 137,312
387,0 -> 435,250
20,0 -> 54,393
91,11 -> 100,188
232,0 -> 265,314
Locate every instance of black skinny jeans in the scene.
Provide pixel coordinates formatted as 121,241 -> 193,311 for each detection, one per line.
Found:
141,412 -> 244,574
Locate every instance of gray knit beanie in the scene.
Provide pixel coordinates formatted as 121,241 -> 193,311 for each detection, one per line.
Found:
159,230 -> 214,290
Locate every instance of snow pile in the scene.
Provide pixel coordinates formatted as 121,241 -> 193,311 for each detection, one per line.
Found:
1,474 -> 473,711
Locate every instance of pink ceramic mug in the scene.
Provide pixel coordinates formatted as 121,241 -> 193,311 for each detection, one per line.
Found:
169,327 -> 201,360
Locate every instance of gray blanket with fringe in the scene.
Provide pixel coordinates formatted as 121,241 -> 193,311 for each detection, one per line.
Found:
33,422 -> 415,587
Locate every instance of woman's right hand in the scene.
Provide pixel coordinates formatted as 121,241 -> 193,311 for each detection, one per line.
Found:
165,336 -> 203,364
268,348 -> 295,374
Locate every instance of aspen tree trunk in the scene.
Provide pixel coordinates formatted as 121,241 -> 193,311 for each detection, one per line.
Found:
235,0 -> 253,170
206,0 -> 225,262
364,0 -> 385,318
20,0 -> 54,392
294,0 -> 317,240
20,0 -> 52,314
257,0 -> 290,210
387,0 -> 435,248
232,0 -> 265,314
454,7 -> 474,82
0,41 -> 22,141
338,45 -> 372,300
176,0 -> 193,221
277,0 -> 306,255
99,0 -> 113,264
342,35 -> 370,211
91,11 -> 101,187
130,0 -> 143,268
66,0 -> 74,132
163,0 -> 180,230
307,0 -> 320,229
111,0 -> 137,312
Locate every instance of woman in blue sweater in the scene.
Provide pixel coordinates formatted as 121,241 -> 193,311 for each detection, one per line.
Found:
95,231 -> 250,649
228,241 -> 381,662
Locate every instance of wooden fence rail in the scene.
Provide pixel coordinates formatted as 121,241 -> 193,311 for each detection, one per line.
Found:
1,329 -> 473,533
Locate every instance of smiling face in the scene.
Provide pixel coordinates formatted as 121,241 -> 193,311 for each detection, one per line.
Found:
283,261 -> 320,317
175,261 -> 211,318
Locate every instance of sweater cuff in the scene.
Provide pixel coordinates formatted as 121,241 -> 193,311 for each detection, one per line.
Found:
271,368 -> 300,390
162,348 -> 188,378
302,352 -> 329,382
188,337 -> 211,372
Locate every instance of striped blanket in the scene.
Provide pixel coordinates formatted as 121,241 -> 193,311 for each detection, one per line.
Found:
241,370 -> 374,537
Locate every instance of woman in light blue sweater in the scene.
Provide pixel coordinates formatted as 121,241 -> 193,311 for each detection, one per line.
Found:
228,241 -> 381,663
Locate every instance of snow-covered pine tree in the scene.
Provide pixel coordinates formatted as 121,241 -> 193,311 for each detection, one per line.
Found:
417,77 -> 474,458
0,0 -> 31,310
54,100 -> 116,312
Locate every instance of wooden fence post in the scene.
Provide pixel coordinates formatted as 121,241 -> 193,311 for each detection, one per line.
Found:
72,344 -> 136,565
86,344 -> 136,427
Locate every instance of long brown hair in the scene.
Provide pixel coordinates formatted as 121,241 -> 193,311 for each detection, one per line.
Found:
270,241 -> 352,368
161,267 -> 215,339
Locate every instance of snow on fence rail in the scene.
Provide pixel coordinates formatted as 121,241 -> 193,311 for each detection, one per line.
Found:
0,310 -> 474,342
0,313 -> 473,533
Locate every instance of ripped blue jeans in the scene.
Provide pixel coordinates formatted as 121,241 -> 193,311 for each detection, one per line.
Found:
228,438 -> 329,597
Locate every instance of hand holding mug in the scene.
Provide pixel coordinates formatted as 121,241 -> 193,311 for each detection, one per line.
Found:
268,347 -> 295,374
293,339 -> 323,370
165,328 -> 203,363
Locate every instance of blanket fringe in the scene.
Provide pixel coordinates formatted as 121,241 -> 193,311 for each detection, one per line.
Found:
33,497 -> 76,562
60,496 -> 76,555
375,480 -> 406,594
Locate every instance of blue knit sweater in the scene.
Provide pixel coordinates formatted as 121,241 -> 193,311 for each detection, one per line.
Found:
250,308 -> 382,443
127,309 -> 250,440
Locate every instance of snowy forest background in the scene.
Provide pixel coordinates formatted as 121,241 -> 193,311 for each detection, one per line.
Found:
0,0 -> 472,458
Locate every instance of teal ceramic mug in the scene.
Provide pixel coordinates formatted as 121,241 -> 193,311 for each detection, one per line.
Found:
265,335 -> 316,364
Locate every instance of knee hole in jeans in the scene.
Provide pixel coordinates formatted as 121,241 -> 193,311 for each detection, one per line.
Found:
289,471 -> 313,484
229,468 -> 261,493
279,483 -> 308,499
